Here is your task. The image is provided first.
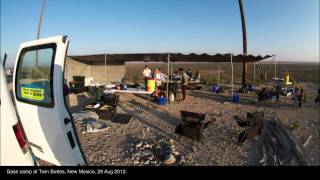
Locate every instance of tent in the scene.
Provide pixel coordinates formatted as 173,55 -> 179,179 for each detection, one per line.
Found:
67,53 -> 272,103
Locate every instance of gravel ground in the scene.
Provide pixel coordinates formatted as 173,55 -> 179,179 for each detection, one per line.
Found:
67,82 -> 320,166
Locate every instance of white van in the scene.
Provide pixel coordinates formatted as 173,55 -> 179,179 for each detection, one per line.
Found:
1,36 -> 87,166
0,59 -> 35,166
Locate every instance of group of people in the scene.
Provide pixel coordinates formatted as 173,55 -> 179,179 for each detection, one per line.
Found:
143,65 -> 168,97
143,65 -> 199,101
143,65 -> 168,87
172,69 -> 201,83
257,84 -> 319,108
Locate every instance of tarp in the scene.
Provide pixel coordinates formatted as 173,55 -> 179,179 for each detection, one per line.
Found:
69,53 -> 273,65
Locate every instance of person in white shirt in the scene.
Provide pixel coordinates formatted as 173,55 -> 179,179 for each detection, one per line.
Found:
194,70 -> 200,83
142,65 -> 152,89
154,68 -> 162,87
159,68 -> 168,82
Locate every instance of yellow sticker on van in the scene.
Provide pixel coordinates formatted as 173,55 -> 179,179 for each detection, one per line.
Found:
21,87 -> 45,101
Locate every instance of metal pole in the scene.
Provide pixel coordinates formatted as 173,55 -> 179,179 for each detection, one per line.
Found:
253,63 -> 256,81
218,65 -> 221,86
105,54 -> 107,83
171,62 -> 174,81
37,0 -> 46,40
231,54 -> 234,99
2,53 -> 7,68
35,0 -> 46,66
274,55 -> 277,79
238,0 -> 248,86
167,53 -> 170,103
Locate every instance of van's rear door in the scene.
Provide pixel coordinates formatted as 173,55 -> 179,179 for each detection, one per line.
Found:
13,36 -> 86,166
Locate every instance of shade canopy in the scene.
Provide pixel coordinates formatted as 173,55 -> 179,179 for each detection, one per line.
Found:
69,53 -> 273,65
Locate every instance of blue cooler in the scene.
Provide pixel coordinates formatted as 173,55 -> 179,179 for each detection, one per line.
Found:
157,96 -> 167,105
232,94 -> 240,103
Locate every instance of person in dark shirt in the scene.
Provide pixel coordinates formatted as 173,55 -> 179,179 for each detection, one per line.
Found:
179,68 -> 189,101
297,89 -> 304,108
274,84 -> 281,102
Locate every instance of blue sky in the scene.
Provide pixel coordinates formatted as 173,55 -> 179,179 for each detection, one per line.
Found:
1,0 -> 319,67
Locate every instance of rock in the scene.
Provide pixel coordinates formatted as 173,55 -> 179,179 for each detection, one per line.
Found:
144,160 -> 150,165
164,154 -> 176,165
133,160 -> 140,165
136,142 -> 143,148
179,157 -> 186,164
303,135 -> 312,147
172,150 -> 180,156
170,139 -> 175,145
148,155 -> 154,160
142,150 -> 153,156
135,152 -> 142,157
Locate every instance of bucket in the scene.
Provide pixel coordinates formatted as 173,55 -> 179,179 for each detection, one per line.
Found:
212,85 -> 219,93
284,74 -> 290,84
147,79 -> 156,92
157,96 -> 167,105
169,93 -> 175,102
232,94 -> 240,103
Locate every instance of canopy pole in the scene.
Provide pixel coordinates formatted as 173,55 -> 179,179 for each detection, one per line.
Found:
35,0 -> 47,66
218,65 -> 221,86
231,54 -> 234,99
171,62 -> 174,81
253,63 -> 256,81
274,55 -> 277,79
167,53 -> 170,104
238,0 -> 248,86
105,54 -> 107,83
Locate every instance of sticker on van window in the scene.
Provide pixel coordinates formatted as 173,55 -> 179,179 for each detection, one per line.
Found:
21,87 -> 45,101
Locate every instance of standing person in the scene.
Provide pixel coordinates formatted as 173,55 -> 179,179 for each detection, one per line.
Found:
153,68 -> 162,97
274,84 -> 281,102
159,69 -> 168,82
142,65 -> 152,89
179,68 -> 189,101
297,88 -> 305,108
154,68 -> 162,87
186,69 -> 193,80
194,70 -> 200,83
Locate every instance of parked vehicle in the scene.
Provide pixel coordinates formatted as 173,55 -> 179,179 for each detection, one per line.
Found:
0,59 -> 36,166
1,36 -> 87,166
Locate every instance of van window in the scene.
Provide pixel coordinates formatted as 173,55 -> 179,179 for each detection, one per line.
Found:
16,44 -> 56,107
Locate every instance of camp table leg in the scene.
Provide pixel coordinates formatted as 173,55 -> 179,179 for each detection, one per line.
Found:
147,94 -> 150,109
